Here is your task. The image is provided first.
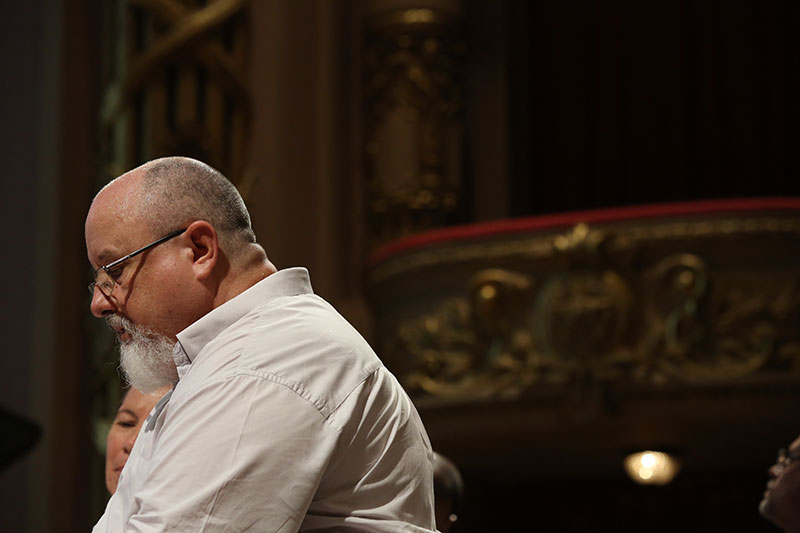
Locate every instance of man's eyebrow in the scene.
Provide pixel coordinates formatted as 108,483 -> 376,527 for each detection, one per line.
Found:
115,408 -> 138,418
96,249 -> 117,264
95,246 -> 129,268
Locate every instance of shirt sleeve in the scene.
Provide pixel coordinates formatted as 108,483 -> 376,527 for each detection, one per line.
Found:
124,372 -> 339,532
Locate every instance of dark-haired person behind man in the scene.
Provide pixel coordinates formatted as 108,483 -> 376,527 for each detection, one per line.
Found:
760,435 -> 800,532
87,157 -> 436,531
433,452 -> 464,532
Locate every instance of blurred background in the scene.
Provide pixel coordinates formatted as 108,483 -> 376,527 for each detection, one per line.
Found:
1,0 -> 799,531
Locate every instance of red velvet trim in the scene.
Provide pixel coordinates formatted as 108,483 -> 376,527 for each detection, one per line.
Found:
368,197 -> 800,267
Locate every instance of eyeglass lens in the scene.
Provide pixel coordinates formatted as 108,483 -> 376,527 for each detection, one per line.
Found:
88,268 -> 117,297
96,269 -> 115,297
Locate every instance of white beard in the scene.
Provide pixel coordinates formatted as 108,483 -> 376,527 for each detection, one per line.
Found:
107,315 -> 179,393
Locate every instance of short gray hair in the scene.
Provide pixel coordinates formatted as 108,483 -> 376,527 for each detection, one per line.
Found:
135,157 -> 256,249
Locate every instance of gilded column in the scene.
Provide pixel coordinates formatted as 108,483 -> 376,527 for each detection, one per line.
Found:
363,0 -> 468,250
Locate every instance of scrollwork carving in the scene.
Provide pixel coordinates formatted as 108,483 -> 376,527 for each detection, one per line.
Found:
533,270 -> 635,367
380,222 -> 800,400
644,254 -> 787,381
400,269 -> 537,399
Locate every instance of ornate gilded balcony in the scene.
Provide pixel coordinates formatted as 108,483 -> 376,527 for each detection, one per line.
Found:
366,198 -> 800,480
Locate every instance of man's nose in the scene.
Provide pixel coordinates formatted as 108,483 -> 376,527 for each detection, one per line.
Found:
90,286 -> 117,318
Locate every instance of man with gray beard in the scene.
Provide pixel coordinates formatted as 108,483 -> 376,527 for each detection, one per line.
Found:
106,315 -> 177,394
86,156 -> 436,532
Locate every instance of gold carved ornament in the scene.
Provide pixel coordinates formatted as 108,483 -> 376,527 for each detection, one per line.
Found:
386,223 -> 800,399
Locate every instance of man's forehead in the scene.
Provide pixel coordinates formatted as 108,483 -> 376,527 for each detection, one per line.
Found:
86,224 -> 146,266
88,174 -> 143,220
790,434 -> 800,453
86,207 -> 131,260
85,178 -> 149,264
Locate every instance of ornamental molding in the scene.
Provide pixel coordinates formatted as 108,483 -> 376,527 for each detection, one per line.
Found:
368,214 -> 800,401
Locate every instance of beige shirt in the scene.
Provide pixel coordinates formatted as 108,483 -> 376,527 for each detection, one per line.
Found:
93,268 -> 436,532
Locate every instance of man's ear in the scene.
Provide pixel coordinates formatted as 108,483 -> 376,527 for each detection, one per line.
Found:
184,220 -> 218,281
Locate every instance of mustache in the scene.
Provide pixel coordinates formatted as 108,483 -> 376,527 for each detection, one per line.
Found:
105,314 -> 132,331
105,314 -> 158,341
105,314 -> 139,341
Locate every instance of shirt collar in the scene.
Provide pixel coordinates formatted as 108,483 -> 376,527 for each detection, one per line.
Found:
174,267 -> 313,372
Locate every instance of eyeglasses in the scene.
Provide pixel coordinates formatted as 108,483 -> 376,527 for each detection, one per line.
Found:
777,447 -> 799,469
88,228 -> 187,297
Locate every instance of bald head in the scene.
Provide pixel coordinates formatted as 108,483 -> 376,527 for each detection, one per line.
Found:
97,157 -> 256,255
87,157 -> 275,324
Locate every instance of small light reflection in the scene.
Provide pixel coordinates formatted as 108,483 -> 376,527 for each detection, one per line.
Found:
624,451 -> 680,485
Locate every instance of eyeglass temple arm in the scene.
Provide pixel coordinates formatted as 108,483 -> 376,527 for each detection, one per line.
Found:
96,228 -> 188,274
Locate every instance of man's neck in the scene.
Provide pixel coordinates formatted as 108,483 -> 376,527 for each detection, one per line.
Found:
213,251 -> 277,309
